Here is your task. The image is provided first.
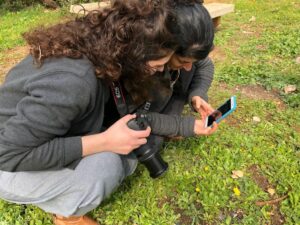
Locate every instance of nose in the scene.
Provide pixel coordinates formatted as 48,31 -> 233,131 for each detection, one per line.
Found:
183,63 -> 193,71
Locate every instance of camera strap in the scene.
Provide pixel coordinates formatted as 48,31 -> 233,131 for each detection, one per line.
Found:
110,81 -> 151,117
110,81 -> 128,117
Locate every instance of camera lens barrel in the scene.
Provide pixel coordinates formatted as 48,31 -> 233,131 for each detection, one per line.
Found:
127,117 -> 168,178
134,145 -> 168,178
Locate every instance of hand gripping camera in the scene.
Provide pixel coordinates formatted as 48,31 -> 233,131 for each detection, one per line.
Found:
127,114 -> 168,178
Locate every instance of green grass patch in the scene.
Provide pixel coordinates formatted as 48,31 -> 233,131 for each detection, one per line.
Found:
0,5 -> 70,51
214,0 -> 300,108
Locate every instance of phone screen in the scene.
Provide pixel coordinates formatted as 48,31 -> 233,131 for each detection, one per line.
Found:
207,98 -> 232,127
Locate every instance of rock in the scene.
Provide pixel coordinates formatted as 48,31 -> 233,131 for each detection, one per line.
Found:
284,85 -> 297,94
253,116 -> 261,123
296,57 -> 300,64
252,116 -> 261,123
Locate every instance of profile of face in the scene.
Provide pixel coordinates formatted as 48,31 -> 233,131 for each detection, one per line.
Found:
147,51 -> 174,75
167,54 -> 197,71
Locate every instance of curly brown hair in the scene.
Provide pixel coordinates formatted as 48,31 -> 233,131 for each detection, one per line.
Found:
23,0 -> 177,104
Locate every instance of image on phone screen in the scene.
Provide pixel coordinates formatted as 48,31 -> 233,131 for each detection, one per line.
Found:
206,97 -> 236,127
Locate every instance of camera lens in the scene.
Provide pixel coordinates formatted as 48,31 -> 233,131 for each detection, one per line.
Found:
141,151 -> 168,178
134,144 -> 168,178
127,117 -> 168,178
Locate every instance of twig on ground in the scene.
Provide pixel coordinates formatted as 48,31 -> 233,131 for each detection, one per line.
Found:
255,195 -> 288,206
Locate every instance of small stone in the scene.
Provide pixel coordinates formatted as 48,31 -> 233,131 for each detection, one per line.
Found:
249,16 -> 256,22
232,209 -> 244,219
284,85 -> 297,94
218,212 -> 226,220
242,31 -> 254,34
253,116 -> 261,123
296,57 -> 300,64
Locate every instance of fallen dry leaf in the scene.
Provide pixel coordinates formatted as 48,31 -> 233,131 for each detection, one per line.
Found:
232,170 -> 244,179
284,85 -> 297,94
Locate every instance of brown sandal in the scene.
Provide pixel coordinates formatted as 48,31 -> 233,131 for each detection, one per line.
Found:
53,215 -> 99,225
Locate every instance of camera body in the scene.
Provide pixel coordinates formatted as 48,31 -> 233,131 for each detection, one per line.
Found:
127,114 -> 168,178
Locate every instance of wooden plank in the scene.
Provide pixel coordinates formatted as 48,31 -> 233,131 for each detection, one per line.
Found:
204,3 -> 234,18
70,2 -> 234,19
70,2 -> 110,14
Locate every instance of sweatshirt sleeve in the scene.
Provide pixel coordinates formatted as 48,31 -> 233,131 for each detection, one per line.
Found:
0,72 -> 91,172
188,57 -> 214,103
146,112 -> 195,137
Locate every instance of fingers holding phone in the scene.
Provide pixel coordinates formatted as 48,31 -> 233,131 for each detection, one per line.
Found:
191,96 -> 214,119
193,96 -> 237,136
194,119 -> 218,136
205,96 -> 237,128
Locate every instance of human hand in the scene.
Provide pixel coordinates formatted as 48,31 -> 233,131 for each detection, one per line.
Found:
193,119 -> 218,136
191,96 -> 214,120
103,114 -> 151,154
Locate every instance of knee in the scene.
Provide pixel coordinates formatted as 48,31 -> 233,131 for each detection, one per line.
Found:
74,152 -> 125,197
88,152 -> 125,182
52,153 -> 126,216
31,153 -> 126,217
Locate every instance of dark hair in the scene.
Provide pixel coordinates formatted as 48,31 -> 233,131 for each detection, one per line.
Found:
167,0 -> 214,60
23,0 -> 177,104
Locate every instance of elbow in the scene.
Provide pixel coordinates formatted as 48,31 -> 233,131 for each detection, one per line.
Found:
0,147 -> 25,172
0,157 -> 17,172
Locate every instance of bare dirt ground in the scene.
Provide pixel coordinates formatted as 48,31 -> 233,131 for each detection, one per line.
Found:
248,164 -> 286,225
218,82 -> 285,109
209,46 -> 227,62
0,45 -> 28,83
209,46 -> 286,109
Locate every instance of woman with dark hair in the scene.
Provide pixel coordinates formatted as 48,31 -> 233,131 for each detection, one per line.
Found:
139,0 -> 218,157
167,0 -> 215,107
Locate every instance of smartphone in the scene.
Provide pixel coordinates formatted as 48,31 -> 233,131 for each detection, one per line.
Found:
205,96 -> 237,127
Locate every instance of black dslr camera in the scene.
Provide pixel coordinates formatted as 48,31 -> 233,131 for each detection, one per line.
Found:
127,114 -> 168,178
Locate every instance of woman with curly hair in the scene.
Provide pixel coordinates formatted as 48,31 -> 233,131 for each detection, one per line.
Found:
0,0 -> 219,224
0,0 -> 179,224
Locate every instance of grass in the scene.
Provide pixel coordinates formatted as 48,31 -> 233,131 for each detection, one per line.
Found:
0,5 -> 70,51
0,0 -> 299,224
214,0 -> 300,108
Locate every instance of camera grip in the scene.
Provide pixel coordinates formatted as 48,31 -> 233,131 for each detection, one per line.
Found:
127,114 -> 149,131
